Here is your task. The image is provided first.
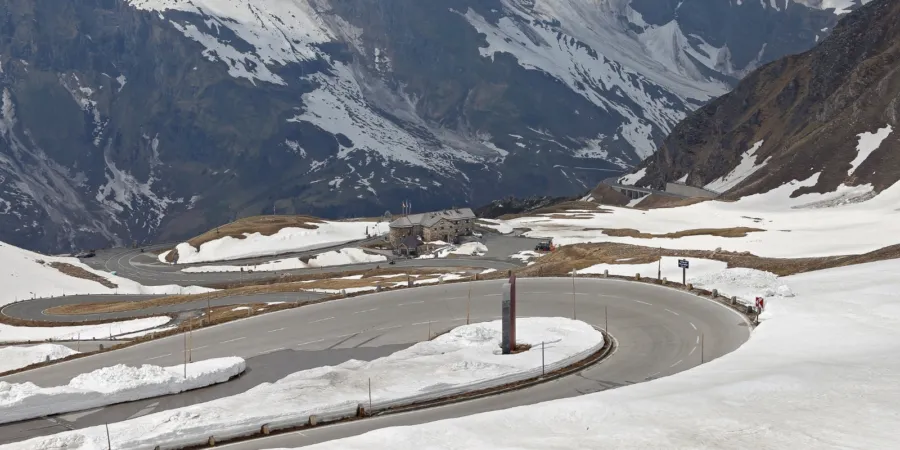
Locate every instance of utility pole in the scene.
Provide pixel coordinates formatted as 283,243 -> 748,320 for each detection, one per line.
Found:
605,305 -> 608,333
701,333 -> 705,364
657,247 -> 662,280
467,280 -> 472,325
572,268 -> 577,320
188,321 -> 193,362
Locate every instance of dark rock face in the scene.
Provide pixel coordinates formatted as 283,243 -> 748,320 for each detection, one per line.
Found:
630,0 -> 900,202
0,0 -> 843,253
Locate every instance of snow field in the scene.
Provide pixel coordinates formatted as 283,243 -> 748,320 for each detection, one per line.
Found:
496,170 -> 900,258
0,317 -> 173,344
0,344 -> 79,373
173,221 -> 388,264
297,258 -> 900,450
7,318 -> 602,450
0,241 -> 213,309
182,248 -> 387,273
478,219 -> 514,234
0,357 -> 246,425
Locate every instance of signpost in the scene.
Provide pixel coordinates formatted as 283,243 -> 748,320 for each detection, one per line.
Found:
678,259 -> 689,285
755,297 -> 765,313
501,273 -> 518,354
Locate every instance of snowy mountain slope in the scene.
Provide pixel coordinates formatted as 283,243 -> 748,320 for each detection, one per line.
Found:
0,0 -> 841,252
625,0 -> 900,201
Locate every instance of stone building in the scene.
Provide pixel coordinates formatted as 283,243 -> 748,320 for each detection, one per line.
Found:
388,208 -> 476,249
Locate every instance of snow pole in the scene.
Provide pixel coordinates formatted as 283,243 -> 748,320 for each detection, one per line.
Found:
105,423 -> 112,450
572,267 -> 576,320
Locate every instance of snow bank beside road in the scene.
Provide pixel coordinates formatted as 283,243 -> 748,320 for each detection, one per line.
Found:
0,344 -> 79,373
182,248 -> 386,273
173,221 -> 388,264
0,317 -> 172,343
576,256 -> 793,305
437,242 -> 488,257
8,318 -> 601,450
0,357 -> 245,425
299,259 -> 900,450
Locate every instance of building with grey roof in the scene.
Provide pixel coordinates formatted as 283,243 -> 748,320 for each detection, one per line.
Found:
389,207 -> 476,250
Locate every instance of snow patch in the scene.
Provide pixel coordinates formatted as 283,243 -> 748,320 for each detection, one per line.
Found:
183,248 -> 387,273
848,125 -> 892,177
705,140 -> 768,193
0,357 -> 245,424
173,221 -> 388,264
0,344 -> 78,373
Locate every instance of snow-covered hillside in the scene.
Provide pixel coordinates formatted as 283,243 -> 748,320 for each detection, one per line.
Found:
171,220 -> 388,264
0,241 -> 211,307
0,0 -> 842,254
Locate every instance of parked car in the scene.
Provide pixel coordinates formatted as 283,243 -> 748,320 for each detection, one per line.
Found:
534,242 -> 552,252
75,250 -> 96,258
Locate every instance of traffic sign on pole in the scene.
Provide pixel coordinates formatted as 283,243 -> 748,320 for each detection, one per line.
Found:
678,259 -> 689,285
755,297 -> 765,312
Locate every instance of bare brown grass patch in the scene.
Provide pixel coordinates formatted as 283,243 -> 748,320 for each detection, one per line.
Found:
49,262 -> 117,288
599,227 -> 765,239
519,242 -> 900,278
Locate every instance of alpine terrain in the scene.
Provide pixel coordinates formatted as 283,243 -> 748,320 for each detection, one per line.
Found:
622,0 -> 899,208
0,0 -> 856,252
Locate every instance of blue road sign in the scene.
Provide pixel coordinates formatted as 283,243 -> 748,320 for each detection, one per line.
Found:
678,259 -> 689,269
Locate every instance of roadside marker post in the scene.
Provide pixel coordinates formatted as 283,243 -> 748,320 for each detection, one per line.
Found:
572,268 -> 577,320
541,341 -> 545,376
678,259 -> 690,285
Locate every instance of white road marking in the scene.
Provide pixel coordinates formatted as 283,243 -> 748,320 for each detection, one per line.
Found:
411,321 -> 432,326
309,317 -> 334,323
193,345 -> 209,351
146,353 -> 171,361
59,407 -> 104,422
297,338 -> 325,347
689,346 -> 697,356
483,293 -> 502,297
267,328 -> 285,333
696,336 -> 700,344
375,325 -> 402,331
633,300 -> 652,306
398,301 -> 425,306
670,359 -> 683,368
690,322 -> 697,330
353,308 -> 379,314
267,347 -> 285,353
127,402 -> 159,420
665,308 -> 680,316
220,337 -> 245,344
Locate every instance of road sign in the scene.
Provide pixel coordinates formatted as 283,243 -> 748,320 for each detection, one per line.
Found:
755,297 -> 765,311
678,259 -> 689,269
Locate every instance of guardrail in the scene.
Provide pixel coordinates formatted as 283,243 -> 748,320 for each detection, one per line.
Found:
154,329 -> 611,450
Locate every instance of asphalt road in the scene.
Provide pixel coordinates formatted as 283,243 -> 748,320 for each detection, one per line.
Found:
81,235 -> 536,287
0,278 -> 750,447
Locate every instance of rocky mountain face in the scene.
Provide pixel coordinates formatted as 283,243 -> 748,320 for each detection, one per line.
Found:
0,0 -> 845,253
626,0 -> 898,207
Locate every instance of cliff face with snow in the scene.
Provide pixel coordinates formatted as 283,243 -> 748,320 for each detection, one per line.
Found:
625,0 -> 898,205
0,0 -> 846,252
